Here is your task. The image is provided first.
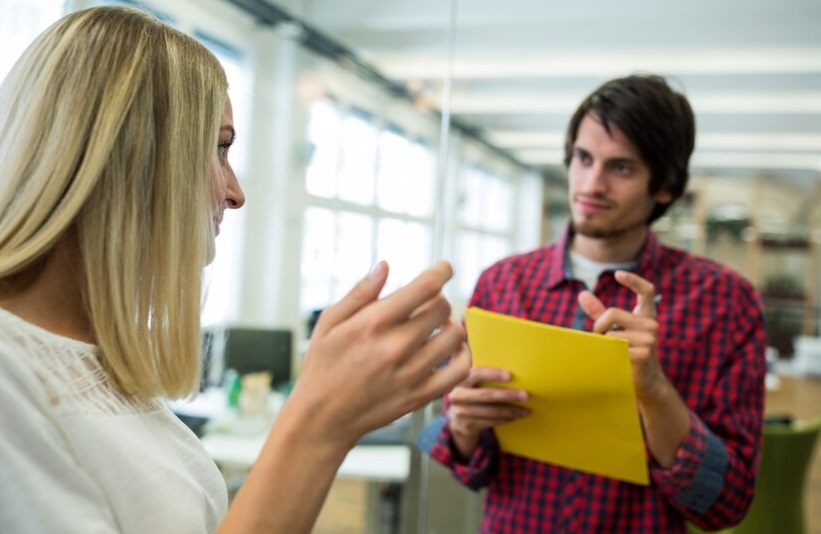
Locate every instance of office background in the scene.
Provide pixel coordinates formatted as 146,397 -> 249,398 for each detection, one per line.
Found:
2,0 -> 819,532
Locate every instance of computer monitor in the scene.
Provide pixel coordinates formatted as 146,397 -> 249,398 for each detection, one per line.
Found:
203,327 -> 293,389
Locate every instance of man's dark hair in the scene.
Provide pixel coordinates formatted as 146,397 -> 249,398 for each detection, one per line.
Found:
563,74 -> 695,223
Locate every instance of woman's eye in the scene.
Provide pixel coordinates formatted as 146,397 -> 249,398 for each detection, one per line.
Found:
218,142 -> 232,160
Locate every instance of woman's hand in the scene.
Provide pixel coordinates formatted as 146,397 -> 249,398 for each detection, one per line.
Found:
292,260 -> 471,447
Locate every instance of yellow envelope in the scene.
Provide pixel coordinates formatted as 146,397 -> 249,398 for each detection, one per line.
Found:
464,307 -> 649,485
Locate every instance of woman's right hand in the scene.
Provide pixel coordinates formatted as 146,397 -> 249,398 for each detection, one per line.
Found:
290,260 -> 471,448
221,261 -> 469,534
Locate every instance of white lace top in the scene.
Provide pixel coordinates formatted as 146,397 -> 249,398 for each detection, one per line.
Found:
0,307 -> 227,533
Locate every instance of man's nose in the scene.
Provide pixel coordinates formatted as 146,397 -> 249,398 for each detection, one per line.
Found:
580,163 -> 608,194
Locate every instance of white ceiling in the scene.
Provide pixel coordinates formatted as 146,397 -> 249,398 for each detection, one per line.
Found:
272,0 -> 821,180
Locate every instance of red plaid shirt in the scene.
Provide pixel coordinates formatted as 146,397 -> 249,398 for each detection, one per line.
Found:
425,228 -> 766,533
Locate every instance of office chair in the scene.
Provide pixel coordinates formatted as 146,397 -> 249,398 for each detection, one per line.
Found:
688,417 -> 821,534
735,417 -> 821,534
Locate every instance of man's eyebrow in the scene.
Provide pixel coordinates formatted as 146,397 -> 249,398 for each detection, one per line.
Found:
607,156 -> 639,164
574,146 -> 639,164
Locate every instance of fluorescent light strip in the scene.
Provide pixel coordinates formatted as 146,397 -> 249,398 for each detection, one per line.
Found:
486,131 -> 566,146
377,48 -> 821,79
697,134 -> 821,151
515,149 -> 821,172
692,152 -> 821,171
448,93 -> 821,114
491,131 -> 821,152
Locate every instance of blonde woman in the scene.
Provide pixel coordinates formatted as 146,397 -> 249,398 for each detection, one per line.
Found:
0,7 -> 469,534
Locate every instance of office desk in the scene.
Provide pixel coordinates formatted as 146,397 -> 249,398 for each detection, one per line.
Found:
201,432 -> 409,482
170,388 -> 411,481
765,374 -> 821,421
171,388 -> 411,532
201,432 -> 408,534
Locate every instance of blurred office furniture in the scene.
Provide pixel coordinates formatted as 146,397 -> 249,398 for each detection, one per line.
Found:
400,403 -> 483,534
202,326 -> 293,389
735,417 -> 821,534
201,424 -> 411,534
170,385 -> 410,533
690,375 -> 821,534
689,417 -> 821,534
400,450 -> 483,534
763,375 -> 821,534
793,336 -> 821,376
306,308 -> 323,339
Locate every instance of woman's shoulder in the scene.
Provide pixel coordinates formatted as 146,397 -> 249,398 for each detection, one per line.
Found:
0,307 -> 161,417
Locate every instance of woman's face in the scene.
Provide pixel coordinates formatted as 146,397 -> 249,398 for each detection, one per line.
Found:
212,96 -> 245,234
207,96 -> 245,262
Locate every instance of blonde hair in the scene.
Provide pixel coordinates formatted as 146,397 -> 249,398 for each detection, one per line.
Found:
0,7 -> 228,399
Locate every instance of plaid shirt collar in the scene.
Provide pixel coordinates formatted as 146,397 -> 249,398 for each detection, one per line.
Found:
544,223 -> 664,290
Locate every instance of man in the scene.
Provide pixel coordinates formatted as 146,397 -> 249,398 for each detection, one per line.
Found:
419,74 -> 766,533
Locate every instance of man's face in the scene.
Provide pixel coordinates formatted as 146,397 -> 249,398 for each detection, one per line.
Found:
567,113 -> 672,239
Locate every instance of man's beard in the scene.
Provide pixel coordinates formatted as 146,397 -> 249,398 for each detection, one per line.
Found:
570,217 -> 645,240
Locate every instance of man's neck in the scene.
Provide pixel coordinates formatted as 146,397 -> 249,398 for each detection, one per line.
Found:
570,225 -> 649,264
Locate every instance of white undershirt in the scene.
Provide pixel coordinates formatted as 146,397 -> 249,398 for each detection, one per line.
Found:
568,249 -> 636,290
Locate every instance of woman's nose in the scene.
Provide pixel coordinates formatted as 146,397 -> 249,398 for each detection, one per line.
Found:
224,169 -> 245,209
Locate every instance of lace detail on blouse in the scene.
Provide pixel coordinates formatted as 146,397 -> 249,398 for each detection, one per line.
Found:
0,307 -> 162,415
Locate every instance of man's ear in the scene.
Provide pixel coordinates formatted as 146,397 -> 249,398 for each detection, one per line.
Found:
654,189 -> 674,206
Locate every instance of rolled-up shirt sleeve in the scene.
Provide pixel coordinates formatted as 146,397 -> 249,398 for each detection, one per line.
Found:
416,414 -> 499,491
652,413 -> 728,512
652,283 -> 766,531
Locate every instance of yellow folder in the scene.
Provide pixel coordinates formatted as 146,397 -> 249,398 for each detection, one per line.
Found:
464,307 -> 649,485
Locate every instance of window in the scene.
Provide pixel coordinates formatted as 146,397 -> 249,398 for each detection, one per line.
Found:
299,100 -> 437,314
306,101 -> 342,198
376,129 -> 435,217
376,218 -> 433,294
200,38 -> 252,326
454,166 -> 516,300
93,0 -> 174,22
338,113 -> 378,206
0,0 -> 65,83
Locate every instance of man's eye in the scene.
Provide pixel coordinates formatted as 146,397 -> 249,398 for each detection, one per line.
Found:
613,163 -> 632,175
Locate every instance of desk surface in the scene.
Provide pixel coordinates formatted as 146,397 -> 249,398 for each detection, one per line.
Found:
765,374 -> 821,422
189,376 -> 821,485
171,388 -> 411,482
201,433 -> 410,482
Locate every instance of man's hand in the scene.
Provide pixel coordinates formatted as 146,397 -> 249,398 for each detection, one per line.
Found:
577,270 -> 690,468
447,366 -> 529,460
577,270 -> 666,402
